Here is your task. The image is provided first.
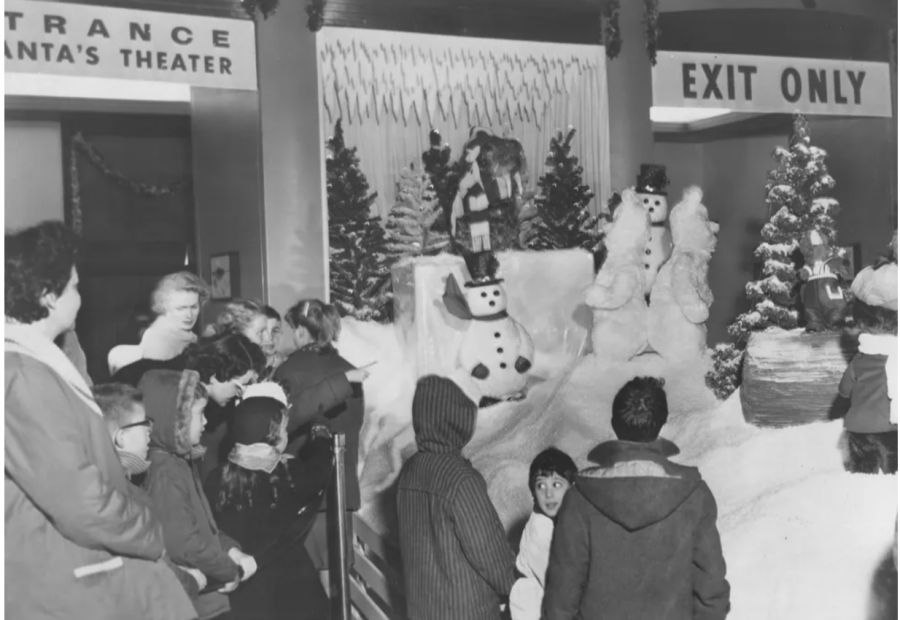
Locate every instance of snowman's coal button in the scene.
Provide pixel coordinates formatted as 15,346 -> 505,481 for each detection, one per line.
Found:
494,332 -> 501,338
500,363 -> 507,369
644,264 -> 650,269
645,249 -> 652,255
497,348 -> 504,353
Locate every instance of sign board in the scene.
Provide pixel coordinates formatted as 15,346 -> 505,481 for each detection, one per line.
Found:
4,0 -> 257,91
653,51 -> 891,118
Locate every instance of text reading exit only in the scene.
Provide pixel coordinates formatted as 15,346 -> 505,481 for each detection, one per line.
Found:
682,63 -> 867,105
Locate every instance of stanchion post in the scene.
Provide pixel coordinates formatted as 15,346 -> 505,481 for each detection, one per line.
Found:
332,433 -> 351,620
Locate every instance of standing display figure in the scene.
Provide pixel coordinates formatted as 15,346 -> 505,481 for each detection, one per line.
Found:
798,229 -> 849,332
634,164 -> 674,296
442,252 -> 534,406
451,127 -> 527,252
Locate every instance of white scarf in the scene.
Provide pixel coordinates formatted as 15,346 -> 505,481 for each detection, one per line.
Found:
858,334 -> 898,424
228,443 -> 293,474
5,323 -> 102,416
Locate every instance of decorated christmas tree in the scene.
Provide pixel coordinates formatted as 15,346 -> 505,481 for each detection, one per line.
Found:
706,113 -> 840,399
384,164 -> 451,259
523,127 -> 602,255
421,129 -> 464,234
326,119 -> 392,322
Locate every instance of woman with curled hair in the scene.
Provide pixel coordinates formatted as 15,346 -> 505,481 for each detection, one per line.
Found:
108,270 -> 211,378
5,221 -> 195,620
273,298 -> 369,575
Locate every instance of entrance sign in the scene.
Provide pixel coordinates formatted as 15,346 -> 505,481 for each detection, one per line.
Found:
4,0 -> 257,91
653,51 -> 891,118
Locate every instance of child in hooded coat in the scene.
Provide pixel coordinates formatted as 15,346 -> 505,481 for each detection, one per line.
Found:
509,448 -> 578,620
204,382 -> 334,620
543,377 -> 729,620
397,372 -> 517,620
140,369 -> 257,618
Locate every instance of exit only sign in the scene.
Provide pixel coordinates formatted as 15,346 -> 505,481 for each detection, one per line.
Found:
652,51 -> 892,118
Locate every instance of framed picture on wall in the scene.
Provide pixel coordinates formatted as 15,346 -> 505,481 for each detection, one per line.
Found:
210,252 -> 240,300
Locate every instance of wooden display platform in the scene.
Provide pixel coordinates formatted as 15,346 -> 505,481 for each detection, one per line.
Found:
741,329 -> 857,428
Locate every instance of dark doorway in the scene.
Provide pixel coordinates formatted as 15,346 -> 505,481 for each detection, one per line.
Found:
62,113 -> 196,383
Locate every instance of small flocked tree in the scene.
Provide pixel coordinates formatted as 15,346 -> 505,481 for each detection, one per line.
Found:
523,127 -> 603,255
326,119 -> 392,322
706,113 -> 840,399
384,164 -> 451,260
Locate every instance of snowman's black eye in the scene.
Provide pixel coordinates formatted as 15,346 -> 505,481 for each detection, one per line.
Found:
481,292 -> 487,298
493,290 -> 500,297
654,200 -> 661,207
643,197 -> 649,204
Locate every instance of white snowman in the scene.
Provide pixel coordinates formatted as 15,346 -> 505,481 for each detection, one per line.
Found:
634,164 -> 674,297
442,252 -> 534,406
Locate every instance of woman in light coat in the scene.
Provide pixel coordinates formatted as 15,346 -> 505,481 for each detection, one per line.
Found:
5,221 -> 196,620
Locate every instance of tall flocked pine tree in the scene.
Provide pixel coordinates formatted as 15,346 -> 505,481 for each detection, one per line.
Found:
707,113 -> 840,399
326,119 -> 392,322
384,164 -> 451,260
524,127 -> 602,254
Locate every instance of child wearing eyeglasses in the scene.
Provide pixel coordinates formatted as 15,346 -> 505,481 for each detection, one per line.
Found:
93,383 -> 211,615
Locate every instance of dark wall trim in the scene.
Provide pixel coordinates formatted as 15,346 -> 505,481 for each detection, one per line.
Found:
654,113 -> 795,144
324,0 -> 600,44
41,0 -> 251,20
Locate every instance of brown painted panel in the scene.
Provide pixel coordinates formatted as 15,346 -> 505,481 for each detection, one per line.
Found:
190,87 -> 265,321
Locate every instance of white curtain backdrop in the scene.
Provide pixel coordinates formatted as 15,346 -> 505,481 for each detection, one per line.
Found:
319,28 -> 611,219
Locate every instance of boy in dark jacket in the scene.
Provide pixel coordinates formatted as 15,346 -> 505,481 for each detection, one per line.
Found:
397,373 -> 516,620
543,377 -> 730,620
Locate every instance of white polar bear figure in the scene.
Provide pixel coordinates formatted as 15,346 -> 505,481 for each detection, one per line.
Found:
584,189 -> 652,362
443,271 -> 534,405
648,186 -> 719,362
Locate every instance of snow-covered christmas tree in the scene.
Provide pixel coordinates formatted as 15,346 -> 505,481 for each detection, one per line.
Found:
707,113 -> 840,399
524,127 -> 602,254
326,119 -> 392,322
421,129 -> 464,235
384,164 -> 451,259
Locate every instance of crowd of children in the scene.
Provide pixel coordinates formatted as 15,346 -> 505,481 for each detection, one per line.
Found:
397,373 -> 731,620
5,220 -> 371,620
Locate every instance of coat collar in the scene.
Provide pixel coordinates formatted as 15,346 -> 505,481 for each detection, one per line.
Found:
588,437 -> 680,469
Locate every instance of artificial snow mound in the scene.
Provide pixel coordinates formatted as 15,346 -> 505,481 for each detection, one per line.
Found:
338,268 -> 896,620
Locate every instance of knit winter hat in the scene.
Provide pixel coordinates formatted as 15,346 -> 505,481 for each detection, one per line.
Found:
232,386 -> 286,445
851,263 -> 898,311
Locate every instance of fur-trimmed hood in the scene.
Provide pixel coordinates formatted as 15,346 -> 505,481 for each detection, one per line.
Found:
577,438 -> 701,532
140,369 -> 202,457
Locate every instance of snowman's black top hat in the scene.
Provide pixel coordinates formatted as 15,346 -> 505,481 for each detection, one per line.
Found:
464,251 -> 503,287
636,164 -> 670,196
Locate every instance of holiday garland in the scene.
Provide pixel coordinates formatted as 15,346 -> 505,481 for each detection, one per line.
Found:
242,0 -> 280,20
642,0 -> 661,66
68,132 -> 190,234
306,0 -> 326,31
601,0 -> 622,60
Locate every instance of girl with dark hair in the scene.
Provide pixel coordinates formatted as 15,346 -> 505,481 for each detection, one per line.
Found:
273,298 -> 369,574
204,383 -> 334,620
509,447 -> 578,620
5,221 -> 196,620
